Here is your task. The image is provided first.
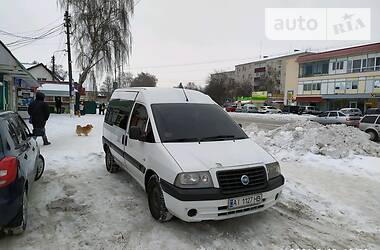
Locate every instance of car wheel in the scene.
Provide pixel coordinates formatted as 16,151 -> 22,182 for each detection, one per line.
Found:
105,147 -> 119,173
6,190 -> 27,235
147,175 -> 173,222
367,130 -> 378,141
35,155 -> 45,181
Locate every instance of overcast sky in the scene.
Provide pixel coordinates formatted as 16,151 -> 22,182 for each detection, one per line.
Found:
1,0 -> 379,88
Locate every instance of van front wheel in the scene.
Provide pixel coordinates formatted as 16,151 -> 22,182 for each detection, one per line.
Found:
147,175 -> 173,222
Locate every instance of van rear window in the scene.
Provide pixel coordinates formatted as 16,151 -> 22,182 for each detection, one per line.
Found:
361,116 -> 378,124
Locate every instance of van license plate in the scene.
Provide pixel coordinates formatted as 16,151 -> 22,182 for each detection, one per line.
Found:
228,194 -> 262,209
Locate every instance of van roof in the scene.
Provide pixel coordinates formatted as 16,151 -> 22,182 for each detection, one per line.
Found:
111,87 -> 215,105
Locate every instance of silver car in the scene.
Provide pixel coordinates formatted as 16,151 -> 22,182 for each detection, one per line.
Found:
340,108 -> 363,117
358,115 -> 380,141
310,111 -> 360,126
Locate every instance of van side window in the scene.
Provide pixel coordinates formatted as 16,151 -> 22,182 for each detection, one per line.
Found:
129,103 -> 148,134
376,117 -> 380,124
105,99 -> 134,130
362,115 -> 377,124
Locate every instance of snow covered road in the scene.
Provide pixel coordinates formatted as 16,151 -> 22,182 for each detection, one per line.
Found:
0,114 -> 379,250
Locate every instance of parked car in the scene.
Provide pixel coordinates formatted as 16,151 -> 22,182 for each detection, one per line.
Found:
258,106 -> 282,114
282,105 -> 300,114
359,115 -> 380,141
340,108 -> 363,117
225,105 -> 236,112
298,106 -> 321,115
0,112 -> 45,235
103,88 -> 284,222
364,108 -> 380,115
310,111 -> 360,126
242,104 -> 259,113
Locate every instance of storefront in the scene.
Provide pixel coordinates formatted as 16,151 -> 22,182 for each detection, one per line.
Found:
0,41 -> 39,114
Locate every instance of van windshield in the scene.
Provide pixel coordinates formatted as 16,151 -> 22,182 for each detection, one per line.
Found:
151,103 -> 248,143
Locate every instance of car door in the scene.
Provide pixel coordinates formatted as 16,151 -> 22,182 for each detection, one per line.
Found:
124,103 -> 150,185
14,115 -> 38,181
6,117 -> 34,190
315,112 -> 328,124
104,97 -> 136,167
327,112 -> 338,124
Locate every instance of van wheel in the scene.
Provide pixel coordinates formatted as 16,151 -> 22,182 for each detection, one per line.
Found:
147,175 -> 173,222
6,190 -> 27,235
105,148 -> 119,173
367,130 -> 378,141
35,155 -> 45,181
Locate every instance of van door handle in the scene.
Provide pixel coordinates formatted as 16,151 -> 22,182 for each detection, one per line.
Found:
24,154 -> 28,160
32,146 -> 35,151
122,135 -> 128,146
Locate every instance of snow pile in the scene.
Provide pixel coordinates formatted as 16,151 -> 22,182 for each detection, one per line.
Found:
229,112 -> 309,122
246,121 -> 380,159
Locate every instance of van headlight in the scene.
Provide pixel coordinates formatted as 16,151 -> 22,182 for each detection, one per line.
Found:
174,172 -> 213,188
266,162 -> 281,179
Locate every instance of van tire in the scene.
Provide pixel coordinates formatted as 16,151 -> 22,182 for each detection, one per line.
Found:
105,147 -> 119,173
147,175 -> 173,222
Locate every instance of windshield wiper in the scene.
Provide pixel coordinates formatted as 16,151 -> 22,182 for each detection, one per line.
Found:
199,135 -> 236,142
164,138 -> 199,142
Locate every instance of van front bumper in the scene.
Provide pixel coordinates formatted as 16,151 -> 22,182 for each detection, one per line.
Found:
161,175 -> 284,222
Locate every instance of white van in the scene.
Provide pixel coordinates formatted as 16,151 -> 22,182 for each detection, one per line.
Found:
102,88 -> 284,222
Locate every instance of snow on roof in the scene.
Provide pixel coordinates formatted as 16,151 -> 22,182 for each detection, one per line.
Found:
37,83 -> 70,96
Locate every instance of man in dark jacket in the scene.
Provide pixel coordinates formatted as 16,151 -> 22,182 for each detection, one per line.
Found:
28,92 -> 51,145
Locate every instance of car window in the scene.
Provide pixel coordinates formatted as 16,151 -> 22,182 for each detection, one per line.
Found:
338,112 -> 345,117
319,112 -> 328,117
13,116 -> 31,141
145,120 -> 156,143
376,117 -> 380,124
6,120 -> 22,146
361,116 -> 377,124
129,103 -> 149,134
329,112 -> 338,117
105,99 -> 135,130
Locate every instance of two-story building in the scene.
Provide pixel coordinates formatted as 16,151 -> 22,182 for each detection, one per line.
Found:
296,43 -> 380,111
235,51 -> 311,102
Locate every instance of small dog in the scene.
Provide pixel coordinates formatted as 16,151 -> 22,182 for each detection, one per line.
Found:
76,124 -> 94,136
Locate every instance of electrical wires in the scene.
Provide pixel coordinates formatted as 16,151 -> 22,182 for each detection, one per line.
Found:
0,23 -> 64,51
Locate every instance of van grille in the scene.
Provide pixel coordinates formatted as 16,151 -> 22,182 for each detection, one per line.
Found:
216,166 -> 268,194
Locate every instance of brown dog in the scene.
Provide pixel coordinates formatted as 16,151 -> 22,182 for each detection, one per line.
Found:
76,124 -> 94,136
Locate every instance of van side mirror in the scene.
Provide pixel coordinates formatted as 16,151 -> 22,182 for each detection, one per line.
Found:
238,124 -> 243,128
129,126 -> 146,141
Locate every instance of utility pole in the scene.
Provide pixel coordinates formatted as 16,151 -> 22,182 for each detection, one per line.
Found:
51,55 -> 55,80
64,10 -> 74,115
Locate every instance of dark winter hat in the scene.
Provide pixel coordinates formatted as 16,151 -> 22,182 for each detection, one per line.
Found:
36,92 -> 45,101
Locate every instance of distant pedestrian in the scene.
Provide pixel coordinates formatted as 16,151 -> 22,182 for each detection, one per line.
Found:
55,96 -> 62,114
28,92 -> 51,145
101,103 -> 106,115
79,101 -> 85,116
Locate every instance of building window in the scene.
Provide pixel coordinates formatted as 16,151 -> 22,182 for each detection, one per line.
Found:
366,58 -> 375,72
332,62 -> 336,70
335,81 -> 345,90
352,59 -> 362,73
374,79 -> 380,89
352,80 -> 358,89
337,61 -> 344,70
312,82 -> 321,91
376,58 -> 380,71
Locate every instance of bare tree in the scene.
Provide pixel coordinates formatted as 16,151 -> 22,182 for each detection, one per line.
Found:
100,76 -> 113,98
58,0 -> 134,86
50,63 -> 68,80
118,72 -> 133,88
130,72 -> 157,87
